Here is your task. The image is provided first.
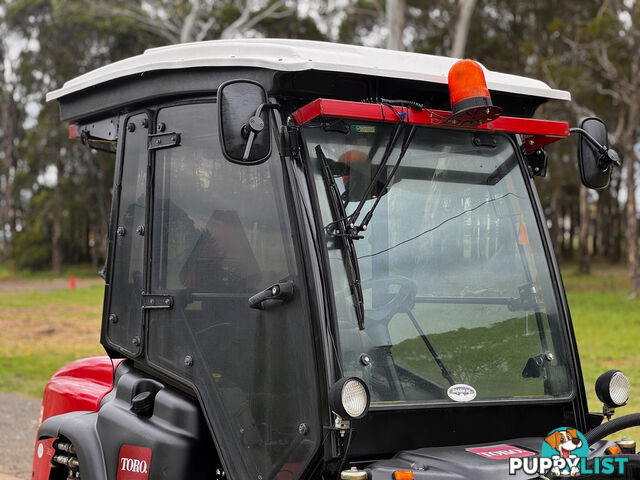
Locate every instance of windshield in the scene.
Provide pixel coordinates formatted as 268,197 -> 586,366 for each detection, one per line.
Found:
303,121 -> 572,406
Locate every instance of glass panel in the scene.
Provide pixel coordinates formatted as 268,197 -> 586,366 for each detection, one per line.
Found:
147,102 -> 319,480
304,122 -> 571,405
106,113 -> 148,356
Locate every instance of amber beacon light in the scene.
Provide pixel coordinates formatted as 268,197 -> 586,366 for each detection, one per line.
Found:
447,59 -> 502,125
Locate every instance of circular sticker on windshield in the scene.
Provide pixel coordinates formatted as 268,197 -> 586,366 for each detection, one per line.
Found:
447,384 -> 477,402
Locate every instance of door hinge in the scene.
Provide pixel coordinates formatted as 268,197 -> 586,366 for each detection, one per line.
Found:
281,126 -> 301,159
141,293 -> 174,309
148,132 -> 181,150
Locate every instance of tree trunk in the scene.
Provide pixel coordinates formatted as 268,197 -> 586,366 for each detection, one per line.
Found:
624,147 -> 640,297
578,184 -> 590,274
450,0 -> 478,58
0,94 -> 15,265
386,0 -> 406,51
51,158 -> 64,274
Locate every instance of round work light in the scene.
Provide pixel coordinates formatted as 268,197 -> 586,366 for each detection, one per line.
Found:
329,377 -> 370,420
595,369 -> 630,408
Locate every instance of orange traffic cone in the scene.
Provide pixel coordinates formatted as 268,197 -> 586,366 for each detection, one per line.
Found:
70,275 -> 76,290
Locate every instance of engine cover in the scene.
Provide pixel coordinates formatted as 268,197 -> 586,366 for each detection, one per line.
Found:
366,438 -> 542,480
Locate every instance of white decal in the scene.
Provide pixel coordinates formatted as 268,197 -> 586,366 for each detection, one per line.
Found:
120,457 -> 148,474
447,384 -> 477,402
37,443 -> 44,459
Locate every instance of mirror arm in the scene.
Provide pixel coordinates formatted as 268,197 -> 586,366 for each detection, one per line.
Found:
570,127 -> 621,168
242,102 -> 282,161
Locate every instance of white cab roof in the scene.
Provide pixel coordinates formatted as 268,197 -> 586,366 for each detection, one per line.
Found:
47,39 -> 571,102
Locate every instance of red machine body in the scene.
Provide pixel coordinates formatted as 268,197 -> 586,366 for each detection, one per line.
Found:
32,356 -> 122,479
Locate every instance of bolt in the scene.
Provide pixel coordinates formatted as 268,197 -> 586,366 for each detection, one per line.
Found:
157,122 -> 166,133
136,225 -> 145,236
171,136 -> 176,142
534,167 -> 540,172
127,122 -> 136,133
109,313 -> 119,324
271,286 -> 279,295
132,336 -> 141,346
298,423 -> 310,435
117,226 -> 126,236
184,355 -> 194,367
473,137 -> 481,146
536,149 -> 542,155
149,298 -> 155,305
164,298 -> 171,305
529,139 -> 535,145
545,351 -> 554,362
360,353 -> 371,366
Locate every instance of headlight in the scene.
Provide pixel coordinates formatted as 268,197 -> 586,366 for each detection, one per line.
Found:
329,377 -> 370,420
596,369 -> 630,408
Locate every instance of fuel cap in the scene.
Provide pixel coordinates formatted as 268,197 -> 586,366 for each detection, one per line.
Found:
131,391 -> 154,418
340,467 -> 367,480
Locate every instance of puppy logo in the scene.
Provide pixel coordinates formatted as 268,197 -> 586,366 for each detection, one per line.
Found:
541,427 -> 589,476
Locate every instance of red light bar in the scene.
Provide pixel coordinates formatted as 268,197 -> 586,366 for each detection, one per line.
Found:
68,124 -> 80,139
291,99 -> 569,152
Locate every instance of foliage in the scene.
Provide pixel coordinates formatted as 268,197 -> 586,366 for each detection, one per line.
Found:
0,0 -> 635,293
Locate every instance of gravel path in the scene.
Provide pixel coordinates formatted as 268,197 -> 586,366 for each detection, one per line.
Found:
0,393 -> 41,480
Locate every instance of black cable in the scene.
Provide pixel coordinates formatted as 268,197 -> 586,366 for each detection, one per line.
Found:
358,192 -> 524,259
335,428 -> 354,479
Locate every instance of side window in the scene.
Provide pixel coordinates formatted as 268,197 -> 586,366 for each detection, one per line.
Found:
105,113 -> 148,356
146,102 -> 320,480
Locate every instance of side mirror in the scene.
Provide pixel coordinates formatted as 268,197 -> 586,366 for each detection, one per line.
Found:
577,117 -> 618,190
218,79 -> 271,164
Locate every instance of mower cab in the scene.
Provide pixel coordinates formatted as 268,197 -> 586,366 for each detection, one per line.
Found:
34,39 -> 635,480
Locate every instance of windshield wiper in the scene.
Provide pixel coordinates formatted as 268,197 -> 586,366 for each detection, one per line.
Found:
325,123 -> 417,239
316,145 -> 365,330
358,125 -> 416,231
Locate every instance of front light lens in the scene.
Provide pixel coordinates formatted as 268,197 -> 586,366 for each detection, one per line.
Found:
609,371 -> 630,406
596,369 -> 630,408
342,379 -> 368,418
329,376 -> 370,420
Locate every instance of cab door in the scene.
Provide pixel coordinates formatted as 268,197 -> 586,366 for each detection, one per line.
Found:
145,101 -> 321,480
103,113 -> 149,357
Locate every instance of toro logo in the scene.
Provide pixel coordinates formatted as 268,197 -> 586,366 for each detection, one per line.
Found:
117,445 -> 152,480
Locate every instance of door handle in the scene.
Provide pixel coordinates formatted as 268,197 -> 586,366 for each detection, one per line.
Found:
249,281 -> 294,309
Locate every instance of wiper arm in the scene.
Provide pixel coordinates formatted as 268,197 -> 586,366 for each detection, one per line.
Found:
316,145 -> 365,330
345,122 -> 405,229
358,125 -> 416,231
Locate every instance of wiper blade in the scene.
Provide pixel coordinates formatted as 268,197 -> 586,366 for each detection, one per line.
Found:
316,145 -> 365,330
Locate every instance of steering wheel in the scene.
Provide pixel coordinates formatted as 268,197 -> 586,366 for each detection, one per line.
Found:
585,413 -> 640,445
360,275 -> 417,323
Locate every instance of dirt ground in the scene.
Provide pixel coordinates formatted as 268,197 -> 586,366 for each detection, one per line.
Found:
0,393 -> 40,480
0,277 -> 102,293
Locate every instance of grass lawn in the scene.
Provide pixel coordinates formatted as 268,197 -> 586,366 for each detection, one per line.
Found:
562,263 -> 640,440
0,263 -> 639,441
0,284 -> 104,396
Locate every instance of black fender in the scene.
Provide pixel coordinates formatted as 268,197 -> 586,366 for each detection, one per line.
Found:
36,362 -> 218,480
